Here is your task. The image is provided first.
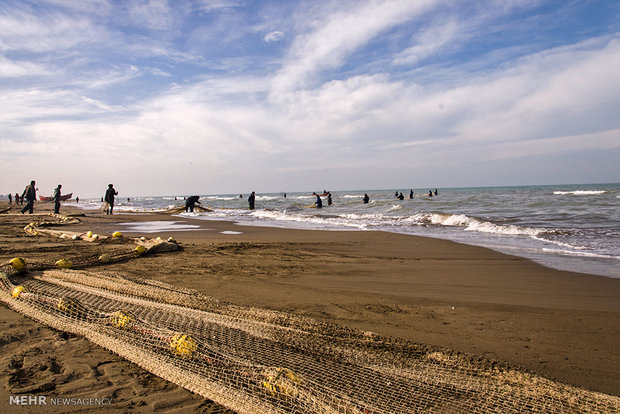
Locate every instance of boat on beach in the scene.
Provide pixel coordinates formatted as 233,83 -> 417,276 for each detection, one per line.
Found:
39,193 -> 72,201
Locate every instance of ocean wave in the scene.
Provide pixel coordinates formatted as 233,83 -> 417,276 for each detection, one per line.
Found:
532,235 -> 587,251
423,213 -> 541,236
249,210 -> 367,229
206,196 -> 239,201
553,190 -> 606,195
541,248 -> 620,260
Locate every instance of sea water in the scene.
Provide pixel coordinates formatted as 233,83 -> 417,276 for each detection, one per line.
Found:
67,183 -> 620,278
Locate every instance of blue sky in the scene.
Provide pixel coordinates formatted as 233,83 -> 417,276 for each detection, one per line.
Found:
1,0 -> 619,198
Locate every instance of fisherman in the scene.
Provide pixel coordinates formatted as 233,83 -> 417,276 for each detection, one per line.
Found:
185,195 -> 201,212
428,190 -> 433,197
8,194 -> 11,204
20,180 -> 36,214
105,184 -> 118,214
312,192 -> 323,208
363,193 -> 369,204
397,192 -> 404,200
53,184 -> 62,214
248,191 -> 255,210
434,188 -> 438,196
327,192 -> 332,206
409,189 -> 414,199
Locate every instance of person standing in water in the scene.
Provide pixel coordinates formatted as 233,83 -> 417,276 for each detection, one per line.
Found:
363,193 -> 369,204
327,192 -> 332,206
312,192 -> 323,208
409,189 -> 414,199
248,191 -> 256,210
53,184 -> 62,214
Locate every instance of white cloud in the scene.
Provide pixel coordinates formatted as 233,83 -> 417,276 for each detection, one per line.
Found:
264,31 -> 284,42
270,0 -> 440,97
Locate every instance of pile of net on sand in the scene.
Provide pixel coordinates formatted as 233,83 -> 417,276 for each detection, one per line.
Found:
1,214 -> 619,413
1,266 -> 618,413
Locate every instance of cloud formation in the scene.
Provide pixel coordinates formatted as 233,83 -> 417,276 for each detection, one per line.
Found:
1,0 -> 618,197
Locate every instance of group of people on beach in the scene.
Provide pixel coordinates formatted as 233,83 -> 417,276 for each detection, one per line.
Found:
9,180 -> 111,215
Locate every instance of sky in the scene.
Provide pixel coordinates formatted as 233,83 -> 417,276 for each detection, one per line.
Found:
1,0 -> 619,198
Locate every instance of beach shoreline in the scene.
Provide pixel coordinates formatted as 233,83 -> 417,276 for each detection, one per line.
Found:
1,201 -> 619,412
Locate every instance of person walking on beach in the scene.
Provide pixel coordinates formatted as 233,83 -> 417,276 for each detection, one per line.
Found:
185,195 -> 201,212
53,184 -> 62,214
21,180 -> 36,214
8,194 -> 12,204
248,191 -> 256,210
363,193 -> 369,204
104,184 -> 118,215
312,192 -> 322,208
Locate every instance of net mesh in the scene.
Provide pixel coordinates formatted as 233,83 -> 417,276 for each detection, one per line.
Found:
0,214 -> 618,413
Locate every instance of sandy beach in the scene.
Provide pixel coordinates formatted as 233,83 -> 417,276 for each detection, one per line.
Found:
0,200 -> 619,412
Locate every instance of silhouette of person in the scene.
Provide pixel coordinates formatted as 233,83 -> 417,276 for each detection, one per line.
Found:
105,184 -> 118,214
21,180 -> 36,214
53,184 -> 62,214
248,192 -> 256,210
185,196 -> 201,212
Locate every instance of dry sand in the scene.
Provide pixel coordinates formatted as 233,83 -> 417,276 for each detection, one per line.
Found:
1,201 -> 619,412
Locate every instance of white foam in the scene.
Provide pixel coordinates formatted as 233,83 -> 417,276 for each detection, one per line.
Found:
117,221 -> 201,233
220,231 -> 243,235
553,190 -> 606,195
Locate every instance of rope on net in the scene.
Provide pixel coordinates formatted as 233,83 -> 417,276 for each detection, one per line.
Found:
0,216 -> 618,413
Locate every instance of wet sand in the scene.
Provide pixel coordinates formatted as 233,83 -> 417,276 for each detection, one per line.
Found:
1,201 -> 619,412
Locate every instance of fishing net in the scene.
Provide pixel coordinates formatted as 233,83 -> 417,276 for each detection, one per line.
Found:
0,215 -> 618,413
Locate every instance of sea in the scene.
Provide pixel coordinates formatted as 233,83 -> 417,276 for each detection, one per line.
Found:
66,183 -> 619,278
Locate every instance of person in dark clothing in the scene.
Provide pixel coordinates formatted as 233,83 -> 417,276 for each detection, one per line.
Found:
105,184 -> 118,215
312,192 -> 322,208
8,194 -> 12,204
327,192 -> 332,206
409,189 -> 413,199
53,184 -> 62,214
248,192 -> 256,210
185,196 -> 201,212
434,188 -> 438,196
428,190 -> 433,197
397,192 -> 404,200
363,193 -> 369,204
21,180 -> 36,214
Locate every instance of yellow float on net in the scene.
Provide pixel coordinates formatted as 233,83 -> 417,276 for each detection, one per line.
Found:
11,286 -> 27,299
86,231 -> 93,238
55,259 -> 73,269
112,231 -> 122,238
9,258 -> 26,272
109,311 -> 134,329
134,245 -> 146,256
170,333 -> 197,357
262,368 -> 301,398
57,297 -> 83,317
